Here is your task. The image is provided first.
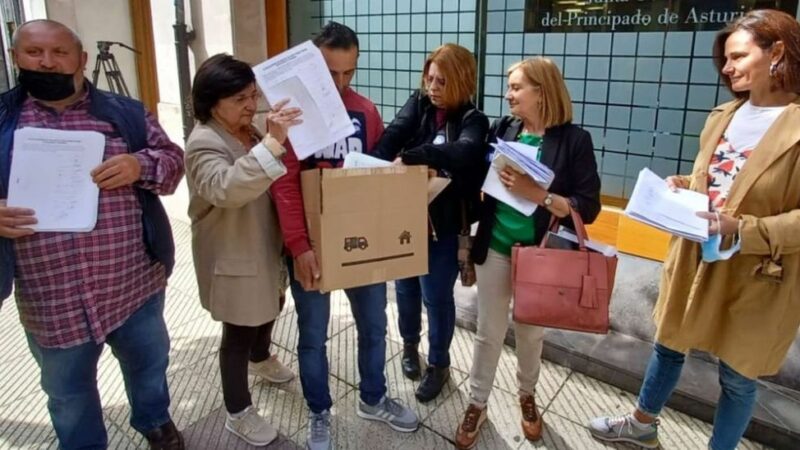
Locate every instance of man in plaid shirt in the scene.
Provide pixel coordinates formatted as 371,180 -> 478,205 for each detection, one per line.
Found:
0,20 -> 185,450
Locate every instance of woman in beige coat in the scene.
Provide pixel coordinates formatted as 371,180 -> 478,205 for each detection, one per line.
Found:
590,10 -> 800,450
185,54 -> 301,446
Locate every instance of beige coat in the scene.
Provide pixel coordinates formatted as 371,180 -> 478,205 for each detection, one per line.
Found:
654,98 -> 800,379
185,121 -> 286,326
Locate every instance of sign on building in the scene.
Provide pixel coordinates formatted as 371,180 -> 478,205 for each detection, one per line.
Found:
525,0 -> 799,33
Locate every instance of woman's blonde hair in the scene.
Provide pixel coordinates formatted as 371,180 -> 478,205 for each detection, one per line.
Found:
508,57 -> 573,127
420,43 -> 477,110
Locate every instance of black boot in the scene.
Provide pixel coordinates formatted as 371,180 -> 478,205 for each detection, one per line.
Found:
145,420 -> 185,450
401,343 -> 421,380
415,366 -> 450,403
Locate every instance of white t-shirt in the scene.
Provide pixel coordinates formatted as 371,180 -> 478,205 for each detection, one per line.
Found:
725,100 -> 787,152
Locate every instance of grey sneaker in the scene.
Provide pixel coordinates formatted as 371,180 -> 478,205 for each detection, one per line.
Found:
224,406 -> 278,446
356,396 -> 419,432
307,410 -> 332,450
588,414 -> 660,449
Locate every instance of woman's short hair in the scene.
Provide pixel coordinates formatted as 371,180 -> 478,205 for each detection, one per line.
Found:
713,9 -> 800,98
507,57 -> 573,128
192,54 -> 255,123
420,43 -> 477,109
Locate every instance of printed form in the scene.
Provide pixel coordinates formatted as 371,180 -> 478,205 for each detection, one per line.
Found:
254,40 -> 355,160
7,127 -> 105,232
625,168 -> 709,242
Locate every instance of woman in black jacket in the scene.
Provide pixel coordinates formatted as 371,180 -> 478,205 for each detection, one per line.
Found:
454,57 -> 601,449
373,43 -> 489,402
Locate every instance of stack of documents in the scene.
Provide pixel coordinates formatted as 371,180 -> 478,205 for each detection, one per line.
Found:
624,168 -> 709,242
481,138 -> 555,216
7,127 -> 105,232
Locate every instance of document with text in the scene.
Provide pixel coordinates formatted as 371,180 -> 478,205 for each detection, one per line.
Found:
254,40 -> 355,160
481,139 -> 554,216
7,127 -> 105,232
624,168 -> 709,242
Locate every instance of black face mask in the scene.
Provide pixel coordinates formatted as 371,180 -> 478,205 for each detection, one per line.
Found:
17,68 -> 76,101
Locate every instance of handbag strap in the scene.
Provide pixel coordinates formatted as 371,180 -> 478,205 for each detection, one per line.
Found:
540,205 -> 590,251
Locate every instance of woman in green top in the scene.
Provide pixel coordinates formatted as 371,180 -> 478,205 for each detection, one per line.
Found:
454,57 -> 601,449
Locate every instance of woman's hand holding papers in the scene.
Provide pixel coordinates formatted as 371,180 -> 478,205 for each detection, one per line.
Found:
696,211 -> 739,236
499,167 -> 570,218
666,175 -> 690,192
266,99 -> 303,144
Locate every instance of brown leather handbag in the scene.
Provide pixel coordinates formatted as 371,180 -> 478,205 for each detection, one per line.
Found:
511,208 -> 617,334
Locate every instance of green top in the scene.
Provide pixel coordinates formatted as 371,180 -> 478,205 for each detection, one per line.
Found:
489,133 -> 542,256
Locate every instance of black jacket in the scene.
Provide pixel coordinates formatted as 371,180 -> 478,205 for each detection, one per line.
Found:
374,90 -> 490,237
471,116 -> 602,264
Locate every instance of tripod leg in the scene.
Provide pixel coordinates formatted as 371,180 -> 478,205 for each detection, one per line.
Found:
102,58 -> 117,95
108,55 -> 131,97
92,56 -> 103,86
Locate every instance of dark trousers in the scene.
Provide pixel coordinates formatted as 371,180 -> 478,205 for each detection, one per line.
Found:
219,320 -> 276,414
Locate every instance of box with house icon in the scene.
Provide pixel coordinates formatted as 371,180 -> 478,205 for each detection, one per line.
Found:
300,165 -> 429,292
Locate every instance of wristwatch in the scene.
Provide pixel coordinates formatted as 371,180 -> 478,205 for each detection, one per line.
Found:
262,134 -> 286,160
543,193 -> 554,207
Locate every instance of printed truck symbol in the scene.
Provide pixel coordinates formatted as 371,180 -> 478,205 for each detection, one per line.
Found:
344,236 -> 369,252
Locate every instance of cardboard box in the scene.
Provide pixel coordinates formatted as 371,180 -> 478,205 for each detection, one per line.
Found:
301,165 -> 429,292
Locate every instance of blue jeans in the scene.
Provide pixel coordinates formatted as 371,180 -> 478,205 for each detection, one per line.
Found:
638,343 -> 757,450
395,234 -> 459,368
288,259 -> 387,413
26,291 -> 172,450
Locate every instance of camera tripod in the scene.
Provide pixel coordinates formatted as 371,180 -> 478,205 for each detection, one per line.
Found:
91,41 -> 139,97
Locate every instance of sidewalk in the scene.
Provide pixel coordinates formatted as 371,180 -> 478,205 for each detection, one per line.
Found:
0,213 -> 769,449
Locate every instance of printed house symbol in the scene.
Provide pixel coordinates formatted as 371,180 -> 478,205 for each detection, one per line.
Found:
398,231 -> 411,245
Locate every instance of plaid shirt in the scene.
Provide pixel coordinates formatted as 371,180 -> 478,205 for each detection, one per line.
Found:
13,93 -> 184,348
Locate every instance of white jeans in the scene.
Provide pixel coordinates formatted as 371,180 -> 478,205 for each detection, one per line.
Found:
469,248 -> 545,406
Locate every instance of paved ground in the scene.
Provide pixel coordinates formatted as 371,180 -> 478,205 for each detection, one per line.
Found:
0,208 -> 770,449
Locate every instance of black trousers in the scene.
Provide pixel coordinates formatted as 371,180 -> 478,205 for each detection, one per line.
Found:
219,320 -> 276,414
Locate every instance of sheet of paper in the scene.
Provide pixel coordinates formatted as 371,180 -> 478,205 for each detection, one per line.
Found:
624,168 -> 709,242
342,152 -> 392,169
253,41 -> 355,160
7,127 -> 105,232
427,177 -> 450,204
481,166 -> 538,216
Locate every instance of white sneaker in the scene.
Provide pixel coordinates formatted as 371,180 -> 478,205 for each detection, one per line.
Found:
249,355 -> 295,384
225,406 -> 278,446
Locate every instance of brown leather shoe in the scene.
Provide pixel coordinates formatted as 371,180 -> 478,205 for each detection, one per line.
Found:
454,404 -> 487,450
145,420 -> 185,450
520,394 -> 543,441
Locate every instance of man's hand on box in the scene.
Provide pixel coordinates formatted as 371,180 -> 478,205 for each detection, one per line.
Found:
294,249 -> 321,291
91,154 -> 141,190
0,199 -> 36,239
